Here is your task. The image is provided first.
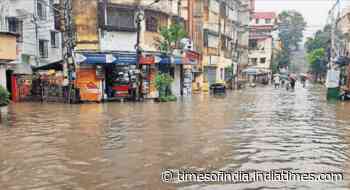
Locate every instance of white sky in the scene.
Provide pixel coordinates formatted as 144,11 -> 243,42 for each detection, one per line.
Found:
255,0 -> 338,40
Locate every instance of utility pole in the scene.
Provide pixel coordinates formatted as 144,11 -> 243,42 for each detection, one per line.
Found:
61,0 -> 76,103
33,0 -> 39,66
134,0 -> 160,101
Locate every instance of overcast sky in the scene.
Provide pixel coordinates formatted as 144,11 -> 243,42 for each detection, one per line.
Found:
255,0 -> 338,41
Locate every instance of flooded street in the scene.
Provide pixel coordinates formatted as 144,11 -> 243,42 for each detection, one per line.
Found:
1,84 -> 350,190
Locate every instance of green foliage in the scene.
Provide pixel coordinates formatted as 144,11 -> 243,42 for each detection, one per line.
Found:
305,24 -> 331,53
156,24 -> 187,53
0,85 -> 10,106
278,10 -> 307,51
159,95 -> 177,102
307,48 -> 327,76
154,73 -> 176,102
225,65 -> 233,79
272,49 -> 290,72
155,73 -> 174,91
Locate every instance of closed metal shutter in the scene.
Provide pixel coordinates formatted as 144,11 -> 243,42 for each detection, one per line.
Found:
207,67 -> 217,86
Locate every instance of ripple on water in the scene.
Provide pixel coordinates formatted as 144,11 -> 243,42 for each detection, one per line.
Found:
0,86 -> 350,190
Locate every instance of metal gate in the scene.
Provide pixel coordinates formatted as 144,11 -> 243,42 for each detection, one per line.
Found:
207,67 -> 217,86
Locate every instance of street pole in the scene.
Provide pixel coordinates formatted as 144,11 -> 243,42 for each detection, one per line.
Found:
134,0 -> 160,101
135,9 -> 142,101
62,0 -> 75,103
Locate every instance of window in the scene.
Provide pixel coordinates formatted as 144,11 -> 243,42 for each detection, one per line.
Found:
209,0 -> 220,13
255,18 -> 260,24
249,39 -> 258,49
7,17 -> 23,42
39,40 -> 49,58
251,58 -> 257,65
37,1 -> 47,20
146,15 -> 158,32
265,19 -> 271,24
49,0 -> 54,13
260,58 -> 266,64
107,7 -> 136,31
50,31 -> 59,48
207,34 -> 219,48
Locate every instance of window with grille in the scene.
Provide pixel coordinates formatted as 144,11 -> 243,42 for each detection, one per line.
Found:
107,7 -> 136,31
7,17 -> 23,42
37,1 -> 47,20
146,15 -> 158,32
50,31 -> 59,48
39,40 -> 49,58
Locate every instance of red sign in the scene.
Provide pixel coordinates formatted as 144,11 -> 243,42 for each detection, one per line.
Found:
140,55 -> 155,65
185,51 -> 200,65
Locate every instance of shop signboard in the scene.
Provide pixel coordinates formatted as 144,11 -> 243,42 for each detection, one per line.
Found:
114,53 -> 136,65
140,54 -> 155,65
159,55 -> 172,65
184,51 -> 200,65
75,53 -> 137,65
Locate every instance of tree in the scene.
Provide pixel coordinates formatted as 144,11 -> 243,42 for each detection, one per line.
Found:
307,48 -> 327,81
305,24 -> 331,54
271,48 -> 291,73
0,85 -> 10,107
278,10 -> 307,51
155,23 -> 187,53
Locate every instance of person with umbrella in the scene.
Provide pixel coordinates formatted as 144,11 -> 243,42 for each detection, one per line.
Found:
289,74 -> 297,90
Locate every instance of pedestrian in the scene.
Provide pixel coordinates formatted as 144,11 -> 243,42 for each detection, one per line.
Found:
290,75 -> 296,90
301,76 -> 306,88
274,75 -> 280,88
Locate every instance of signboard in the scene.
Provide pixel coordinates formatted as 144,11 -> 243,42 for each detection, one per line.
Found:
140,54 -> 155,65
184,51 -> 200,65
75,53 -> 137,65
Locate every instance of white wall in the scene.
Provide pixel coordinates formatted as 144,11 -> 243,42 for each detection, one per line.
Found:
100,31 -> 137,52
0,65 -> 6,89
248,37 -> 273,69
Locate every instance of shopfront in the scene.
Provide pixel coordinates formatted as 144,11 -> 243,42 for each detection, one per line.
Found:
75,52 -> 138,102
158,51 -> 200,97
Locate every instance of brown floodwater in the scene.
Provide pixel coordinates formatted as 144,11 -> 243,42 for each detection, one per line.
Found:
1,84 -> 350,190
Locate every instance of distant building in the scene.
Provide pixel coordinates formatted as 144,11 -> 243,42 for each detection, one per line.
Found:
248,12 -> 277,72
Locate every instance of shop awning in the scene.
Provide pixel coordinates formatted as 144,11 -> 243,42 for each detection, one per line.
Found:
334,56 -> 350,67
32,60 -> 64,71
242,68 -> 270,76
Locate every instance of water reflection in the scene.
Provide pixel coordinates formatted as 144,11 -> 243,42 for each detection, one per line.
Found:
1,85 -> 350,189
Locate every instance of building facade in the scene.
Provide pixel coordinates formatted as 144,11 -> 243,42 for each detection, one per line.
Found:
0,0 -> 63,69
248,12 -> 276,72
70,0 -> 200,101
200,0 -> 241,88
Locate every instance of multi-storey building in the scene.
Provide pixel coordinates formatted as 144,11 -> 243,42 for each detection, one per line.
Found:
70,0 -> 200,101
236,0 -> 254,82
0,0 -> 63,101
200,0 -> 240,88
0,0 -> 62,69
248,12 -> 276,73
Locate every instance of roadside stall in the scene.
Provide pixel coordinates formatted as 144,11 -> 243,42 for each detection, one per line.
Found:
31,61 -> 68,102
